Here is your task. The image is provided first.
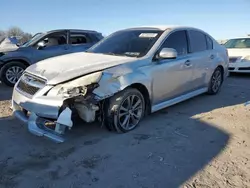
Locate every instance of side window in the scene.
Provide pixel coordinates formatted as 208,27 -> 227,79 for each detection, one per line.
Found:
206,35 -> 213,50
161,30 -> 188,55
36,32 -> 67,48
188,30 -> 207,52
70,33 -> 89,44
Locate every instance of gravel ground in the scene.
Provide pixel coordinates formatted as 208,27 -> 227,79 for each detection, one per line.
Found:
0,75 -> 250,188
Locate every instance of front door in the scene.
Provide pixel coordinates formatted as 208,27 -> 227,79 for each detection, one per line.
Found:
151,30 -> 194,105
32,31 -> 69,62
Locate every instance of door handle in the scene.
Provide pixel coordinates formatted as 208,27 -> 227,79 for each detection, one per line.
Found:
184,60 -> 191,67
64,45 -> 69,50
210,54 -> 215,59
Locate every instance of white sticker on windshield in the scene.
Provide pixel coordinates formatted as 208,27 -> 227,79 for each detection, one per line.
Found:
139,33 -> 158,38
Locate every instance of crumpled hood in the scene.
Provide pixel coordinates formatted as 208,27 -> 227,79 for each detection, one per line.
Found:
26,52 -> 137,85
227,48 -> 250,57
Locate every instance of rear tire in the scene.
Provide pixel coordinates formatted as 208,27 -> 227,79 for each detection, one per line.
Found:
207,67 -> 223,95
0,61 -> 26,87
104,88 -> 145,133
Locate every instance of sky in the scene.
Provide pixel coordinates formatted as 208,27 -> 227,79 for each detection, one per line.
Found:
1,0 -> 250,39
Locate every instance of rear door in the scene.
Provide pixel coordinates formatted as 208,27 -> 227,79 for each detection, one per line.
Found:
187,30 -> 213,90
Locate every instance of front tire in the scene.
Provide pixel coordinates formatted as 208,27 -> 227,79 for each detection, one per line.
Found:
207,67 -> 223,95
104,88 -> 145,133
0,61 -> 26,87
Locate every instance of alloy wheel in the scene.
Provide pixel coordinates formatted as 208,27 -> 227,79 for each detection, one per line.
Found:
118,94 -> 143,131
211,69 -> 222,93
5,66 -> 24,84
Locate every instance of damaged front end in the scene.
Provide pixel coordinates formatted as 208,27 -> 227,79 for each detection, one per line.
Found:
12,71 -> 111,143
53,82 -> 101,136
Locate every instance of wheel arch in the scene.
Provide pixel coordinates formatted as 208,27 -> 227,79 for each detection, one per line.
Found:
217,65 -> 224,81
211,53 -> 227,80
129,83 -> 152,114
0,59 -> 30,86
6,59 -> 30,67
94,72 -> 153,114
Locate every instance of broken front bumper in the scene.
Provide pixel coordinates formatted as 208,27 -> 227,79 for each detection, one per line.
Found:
12,87 -> 68,143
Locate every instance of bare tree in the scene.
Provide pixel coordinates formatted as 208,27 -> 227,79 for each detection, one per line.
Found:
0,27 -> 33,45
0,30 -> 5,43
6,27 -> 32,44
0,30 -> 5,36
6,26 -> 24,37
20,32 -> 32,44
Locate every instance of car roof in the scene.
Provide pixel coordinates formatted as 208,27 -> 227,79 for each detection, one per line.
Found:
124,25 -> 201,31
227,36 -> 250,40
46,29 -> 100,34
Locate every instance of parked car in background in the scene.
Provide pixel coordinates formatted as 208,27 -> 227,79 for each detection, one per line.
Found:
12,25 -> 228,142
217,39 -> 228,45
0,36 -> 19,53
0,29 -> 103,86
224,37 -> 250,74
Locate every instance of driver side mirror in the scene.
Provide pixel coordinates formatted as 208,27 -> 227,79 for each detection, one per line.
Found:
158,48 -> 177,59
37,41 -> 46,50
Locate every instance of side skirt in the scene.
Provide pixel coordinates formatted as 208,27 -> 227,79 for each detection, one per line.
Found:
151,87 -> 208,113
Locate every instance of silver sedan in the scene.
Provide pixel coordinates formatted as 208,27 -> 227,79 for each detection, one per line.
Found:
12,26 -> 229,142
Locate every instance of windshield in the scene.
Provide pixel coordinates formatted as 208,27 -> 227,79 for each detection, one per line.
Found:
224,38 -> 250,48
21,33 -> 45,47
87,29 -> 164,57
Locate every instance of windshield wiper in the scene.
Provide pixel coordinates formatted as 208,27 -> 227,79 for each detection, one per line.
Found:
101,52 -> 119,56
102,52 -> 138,57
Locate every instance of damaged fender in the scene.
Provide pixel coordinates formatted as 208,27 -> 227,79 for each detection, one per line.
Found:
45,67 -> 152,130
93,66 -> 152,100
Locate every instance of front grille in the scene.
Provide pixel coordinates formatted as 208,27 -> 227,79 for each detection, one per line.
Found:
16,74 -> 46,97
229,67 -> 235,70
238,67 -> 250,70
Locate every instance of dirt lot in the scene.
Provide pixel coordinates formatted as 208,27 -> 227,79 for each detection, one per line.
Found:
0,75 -> 250,188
